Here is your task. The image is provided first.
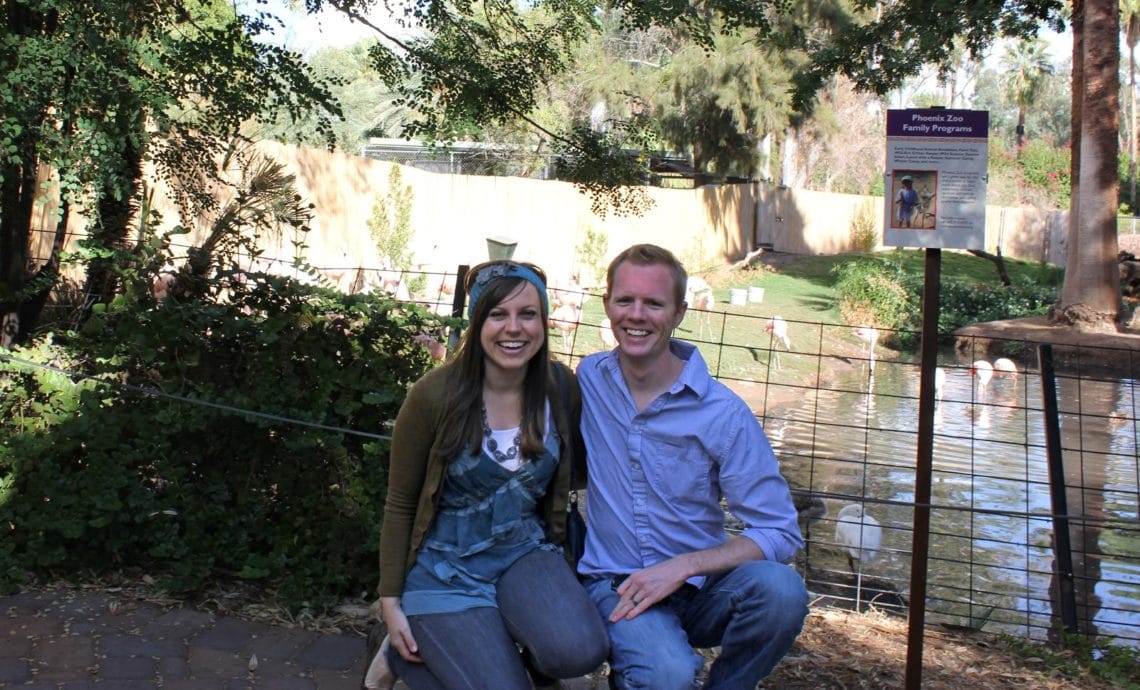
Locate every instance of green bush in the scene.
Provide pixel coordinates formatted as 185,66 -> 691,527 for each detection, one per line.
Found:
0,274 -> 450,607
832,256 -> 1058,352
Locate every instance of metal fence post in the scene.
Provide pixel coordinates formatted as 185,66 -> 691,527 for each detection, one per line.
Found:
446,265 -> 470,354
905,248 -> 941,689
1037,343 -> 1079,635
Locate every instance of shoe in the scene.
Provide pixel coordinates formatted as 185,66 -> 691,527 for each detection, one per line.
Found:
361,623 -> 396,690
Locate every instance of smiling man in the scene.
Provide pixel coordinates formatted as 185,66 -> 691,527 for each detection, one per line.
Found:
576,243 -> 808,690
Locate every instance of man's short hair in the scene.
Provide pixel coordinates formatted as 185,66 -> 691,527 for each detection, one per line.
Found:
606,244 -> 688,308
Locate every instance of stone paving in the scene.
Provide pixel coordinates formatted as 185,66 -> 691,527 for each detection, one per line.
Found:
0,588 -> 368,689
0,588 -> 606,689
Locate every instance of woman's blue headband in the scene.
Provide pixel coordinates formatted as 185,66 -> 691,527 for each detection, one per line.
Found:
467,262 -> 549,320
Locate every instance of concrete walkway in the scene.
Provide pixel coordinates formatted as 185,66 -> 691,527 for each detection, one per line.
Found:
0,588 -> 605,689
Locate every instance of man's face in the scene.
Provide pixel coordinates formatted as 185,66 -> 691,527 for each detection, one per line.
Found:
604,262 -> 686,365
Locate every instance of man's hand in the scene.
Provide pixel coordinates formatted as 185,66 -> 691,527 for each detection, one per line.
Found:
608,537 -> 767,622
609,557 -> 690,622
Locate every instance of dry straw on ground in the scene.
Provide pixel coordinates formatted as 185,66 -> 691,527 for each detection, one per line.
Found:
759,607 -> 1122,689
50,576 -> 1127,690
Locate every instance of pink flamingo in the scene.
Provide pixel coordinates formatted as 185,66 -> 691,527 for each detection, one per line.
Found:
852,326 -> 880,371
970,360 -> 994,398
764,316 -> 790,369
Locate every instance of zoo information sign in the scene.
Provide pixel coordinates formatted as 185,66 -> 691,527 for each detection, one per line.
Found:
884,109 -> 988,249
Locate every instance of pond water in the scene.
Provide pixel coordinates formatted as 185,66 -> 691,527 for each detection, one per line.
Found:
755,357 -> 1139,646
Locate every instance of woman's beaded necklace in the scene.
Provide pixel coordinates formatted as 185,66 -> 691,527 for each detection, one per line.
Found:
482,406 -> 521,465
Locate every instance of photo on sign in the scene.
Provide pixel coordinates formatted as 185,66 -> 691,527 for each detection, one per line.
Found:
889,170 -> 938,229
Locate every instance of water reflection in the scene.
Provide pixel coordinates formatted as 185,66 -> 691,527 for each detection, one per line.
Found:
758,357 -> 1139,645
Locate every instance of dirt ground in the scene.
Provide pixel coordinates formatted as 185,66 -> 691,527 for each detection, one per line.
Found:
760,606 -> 1126,689
63,575 -> 1127,690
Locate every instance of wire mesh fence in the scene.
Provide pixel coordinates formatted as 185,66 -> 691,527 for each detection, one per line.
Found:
546,282 -> 1140,649
16,257 -> 1140,648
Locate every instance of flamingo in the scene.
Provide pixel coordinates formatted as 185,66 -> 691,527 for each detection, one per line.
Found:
970,360 -> 994,398
934,366 -> 946,402
549,303 -> 582,349
685,276 -> 716,339
993,357 -> 1018,376
764,316 -> 790,369
835,504 -> 882,610
764,316 -> 791,348
598,317 -> 617,350
852,326 -> 880,371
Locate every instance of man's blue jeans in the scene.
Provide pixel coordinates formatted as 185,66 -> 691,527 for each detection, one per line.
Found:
387,549 -> 608,689
584,560 -> 808,690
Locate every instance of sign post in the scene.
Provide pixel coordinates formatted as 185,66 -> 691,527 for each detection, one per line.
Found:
884,108 -> 988,690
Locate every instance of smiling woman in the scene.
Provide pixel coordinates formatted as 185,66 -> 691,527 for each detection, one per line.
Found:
372,258 -> 608,689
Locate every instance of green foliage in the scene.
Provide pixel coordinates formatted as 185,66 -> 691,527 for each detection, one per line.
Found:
369,164 -> 416,270
0,277 -> 448,607
832,257 -> 915,336
652,29 -> 791,179
832,253 -> 1059,351
1018,139 -> 1071,207
554,122 -> 656,217
575,226 -> 609,287
987,136 -> 1071,209
1001,631 -> 1140,689
2,0 -> 342,343
791,1 -> 1066,111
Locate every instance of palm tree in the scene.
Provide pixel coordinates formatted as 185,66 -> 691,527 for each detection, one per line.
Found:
1121,0 -> 1140,211
1000,38 -> 1054,151
1056,0 -> 1124,332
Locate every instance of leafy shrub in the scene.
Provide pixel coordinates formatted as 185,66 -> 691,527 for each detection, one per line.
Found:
832,257 -> 916,334
0,275 -> 450,607
832,256 -> 1058,352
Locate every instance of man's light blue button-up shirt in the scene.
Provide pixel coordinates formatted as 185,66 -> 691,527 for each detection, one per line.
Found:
577,340 -> 802,581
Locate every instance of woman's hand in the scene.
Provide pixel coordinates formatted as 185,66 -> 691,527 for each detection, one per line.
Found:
380,597 -> 422,663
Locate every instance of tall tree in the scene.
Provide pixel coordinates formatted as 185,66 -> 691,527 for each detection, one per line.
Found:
1056,0 -> 1124,330
651,31 -> 792,182
0,0 -> 339,346
1000,38 -> 1053,151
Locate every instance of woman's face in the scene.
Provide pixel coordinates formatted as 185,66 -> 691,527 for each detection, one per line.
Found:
480,282 -> 545,378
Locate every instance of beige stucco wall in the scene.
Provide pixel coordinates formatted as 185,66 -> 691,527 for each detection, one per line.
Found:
30,141 -> 1069,286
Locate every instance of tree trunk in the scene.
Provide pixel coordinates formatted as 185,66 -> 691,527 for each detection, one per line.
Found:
1016,106 -> 1027,151
1054,0 -> 1123,332
781,126 -> 797,187
1130,44 -> 1137,212
79,106 -> 144,323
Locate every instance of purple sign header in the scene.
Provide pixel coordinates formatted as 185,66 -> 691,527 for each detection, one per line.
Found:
887,109 -> 988,138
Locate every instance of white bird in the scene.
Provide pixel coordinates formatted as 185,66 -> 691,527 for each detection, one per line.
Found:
764,316 -> 790,349
852,326 -> 879,371
970,360 -> 994,397
835,503 -> 882,610
934,366 -> 946,402
764,316 -> 790,369
993,357 -> 1018,376
685,277 -> 716,339
598,317 -> 617,350
549,303 -> 582,349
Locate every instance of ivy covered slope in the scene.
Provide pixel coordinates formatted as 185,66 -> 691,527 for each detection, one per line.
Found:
0,275 -> 448,608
